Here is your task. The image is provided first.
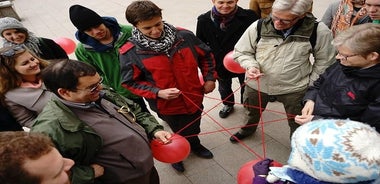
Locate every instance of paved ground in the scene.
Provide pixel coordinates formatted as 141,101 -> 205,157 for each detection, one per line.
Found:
10,0 -> 332,183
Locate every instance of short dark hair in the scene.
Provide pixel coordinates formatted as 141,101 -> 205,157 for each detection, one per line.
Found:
41,59 -> 97,97
0,131 -> 54,184
125,0 -> 162,26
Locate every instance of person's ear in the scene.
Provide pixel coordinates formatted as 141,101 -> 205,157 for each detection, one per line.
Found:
57,88 -> 72,100
367,51 -> 380,63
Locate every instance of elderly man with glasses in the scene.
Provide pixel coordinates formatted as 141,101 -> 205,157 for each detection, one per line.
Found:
231,0 -> 336,142
31,59 -> 172,184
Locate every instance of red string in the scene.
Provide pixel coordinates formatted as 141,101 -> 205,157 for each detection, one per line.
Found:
172,77 -> 296,160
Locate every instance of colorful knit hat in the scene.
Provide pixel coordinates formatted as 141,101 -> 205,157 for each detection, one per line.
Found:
288,119 -> 380,183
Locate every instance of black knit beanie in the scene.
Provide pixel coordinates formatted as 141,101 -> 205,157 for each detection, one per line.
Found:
69,5 -> 104,32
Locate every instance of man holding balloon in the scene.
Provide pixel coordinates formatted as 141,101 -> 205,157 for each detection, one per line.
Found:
196,0 -> 259,119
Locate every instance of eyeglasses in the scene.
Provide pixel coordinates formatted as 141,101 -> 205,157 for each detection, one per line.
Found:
270,14 -> 299,24
0,45 -> 25,57
337,52 -> 359,61
76,77 -> 103,94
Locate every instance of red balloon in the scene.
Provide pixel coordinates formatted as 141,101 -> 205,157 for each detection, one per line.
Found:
223,51 -> 245,74
237,159 -> 283,184
54,37 -> 76,55
198,72 -> 205,85
150,134 -> 190,163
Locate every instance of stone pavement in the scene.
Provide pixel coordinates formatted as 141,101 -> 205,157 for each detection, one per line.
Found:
11,0 -> 331,183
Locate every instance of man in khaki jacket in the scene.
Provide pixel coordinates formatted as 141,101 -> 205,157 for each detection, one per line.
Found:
231,0 -> 335,142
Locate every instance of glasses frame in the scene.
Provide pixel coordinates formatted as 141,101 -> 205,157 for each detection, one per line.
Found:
337,52 -> 359,61
270,14 -> 299,24
76,77 -> 103,94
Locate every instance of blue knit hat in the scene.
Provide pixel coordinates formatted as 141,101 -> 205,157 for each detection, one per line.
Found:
288,119 -> 380,183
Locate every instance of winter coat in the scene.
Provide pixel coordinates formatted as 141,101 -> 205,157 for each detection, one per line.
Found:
36,37 -> 68,60
119,28 -> 217,115
32,89 -> 164,183
234,13 -> 336,95
4,85 -> 52,127
0,104 -> 22,131
196,6 -> 259,79
75,17 -> 140,100
304,62 -> 380,132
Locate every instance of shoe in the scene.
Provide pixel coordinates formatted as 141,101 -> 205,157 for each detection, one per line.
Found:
229,132 -> 251,143
171,161 -> 185,172
192,145 -> 214,159
219,105 -> 234,118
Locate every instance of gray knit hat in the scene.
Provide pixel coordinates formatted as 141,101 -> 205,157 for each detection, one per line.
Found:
0,17 -> 28,36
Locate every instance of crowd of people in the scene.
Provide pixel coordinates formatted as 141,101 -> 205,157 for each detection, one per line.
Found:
0,0 -> 380,183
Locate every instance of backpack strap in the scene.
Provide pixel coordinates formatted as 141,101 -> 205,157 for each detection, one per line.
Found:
310,21 -> 319,51
256,19 -> 263,43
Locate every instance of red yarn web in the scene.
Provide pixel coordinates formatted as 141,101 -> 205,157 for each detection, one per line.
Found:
172,77 -> 295,160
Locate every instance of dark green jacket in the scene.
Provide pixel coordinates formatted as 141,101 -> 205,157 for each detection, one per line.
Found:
31,88 -> 163,183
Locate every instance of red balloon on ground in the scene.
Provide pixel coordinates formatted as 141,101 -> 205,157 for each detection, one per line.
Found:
237,159 -> 283,184
223,51 -> 245,74
54,37 -> 76,55
150,134 -> 190,163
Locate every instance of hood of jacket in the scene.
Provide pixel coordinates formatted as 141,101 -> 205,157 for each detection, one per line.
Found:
75,16 -> 121,52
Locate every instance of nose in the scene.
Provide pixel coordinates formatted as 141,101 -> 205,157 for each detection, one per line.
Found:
63,158 -> 75,171
151,27 -> 161,34
30,60 -> 39,67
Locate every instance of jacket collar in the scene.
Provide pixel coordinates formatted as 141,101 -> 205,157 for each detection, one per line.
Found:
75,16 -> 121,52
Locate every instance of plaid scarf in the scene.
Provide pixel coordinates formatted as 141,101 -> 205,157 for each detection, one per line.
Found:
210,6 -> 238,31
132,22 -> 176,54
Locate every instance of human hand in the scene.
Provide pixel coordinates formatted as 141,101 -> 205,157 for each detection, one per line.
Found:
253,158 -> 273,176
203,81 -> 215,94
157,88 -> 181,100
153,130 -> 172,144
246,67 -> 264,79
301,100 -> 315,116
295,114 -> 314,125
90,164 -> 104,178
295,100 -> 315,125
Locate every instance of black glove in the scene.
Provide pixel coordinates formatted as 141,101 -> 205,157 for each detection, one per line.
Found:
253,158 -> 273,176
